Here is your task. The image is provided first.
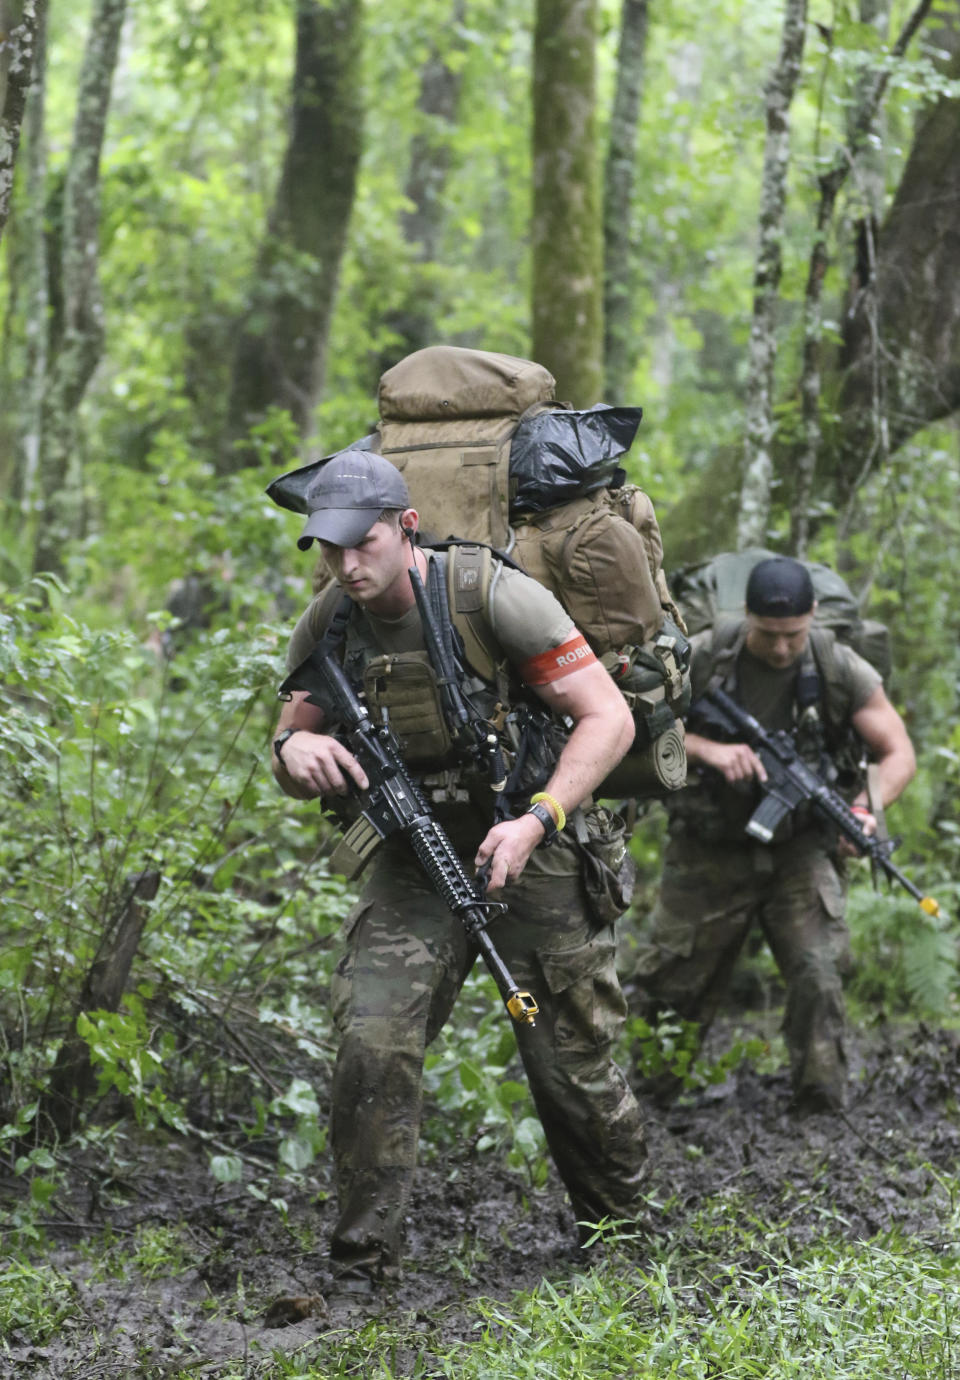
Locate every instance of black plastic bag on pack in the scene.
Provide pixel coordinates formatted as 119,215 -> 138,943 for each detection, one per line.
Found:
265,433 -> 377,515
508,404 -> 643,517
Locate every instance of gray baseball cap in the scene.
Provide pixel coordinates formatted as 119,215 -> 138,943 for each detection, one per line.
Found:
297,449 -> 410,550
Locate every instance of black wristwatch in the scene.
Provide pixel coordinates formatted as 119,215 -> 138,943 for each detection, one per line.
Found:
525,800 -> 559,844
273,728 -> 298,765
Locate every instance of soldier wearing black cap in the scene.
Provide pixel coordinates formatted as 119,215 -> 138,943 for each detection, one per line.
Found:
630,556 -> 915,1114
270,449 -> 650,1295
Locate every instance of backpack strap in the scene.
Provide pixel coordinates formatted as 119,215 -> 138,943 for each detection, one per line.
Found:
444,543 -> 500,685
311,582 -> 353,659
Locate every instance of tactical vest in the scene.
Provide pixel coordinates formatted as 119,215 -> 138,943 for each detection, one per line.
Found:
308,550 -> 566,814
670,618 -> 866,843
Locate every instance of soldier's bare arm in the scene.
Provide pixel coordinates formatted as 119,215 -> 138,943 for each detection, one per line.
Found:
829,686 -> 917,856
475,659 -> 634,891
850,687 -> 916,808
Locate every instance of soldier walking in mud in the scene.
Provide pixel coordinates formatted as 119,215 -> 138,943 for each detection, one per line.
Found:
631,556 -> 916,1114
270,450 -> 648,1295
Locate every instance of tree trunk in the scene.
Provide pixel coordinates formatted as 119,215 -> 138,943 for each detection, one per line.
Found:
14,0 -> 46,513
0,0 -> 45,246
31,0 -> 125,578
532,0 -> 603,406
380,10 -> 466,370
832,0 -> 960,513
736,0 -> 807,552
602,0 -> 649,400
223,0 -> 363,469
37,870 -> 161,1140
791,0 -> 934,550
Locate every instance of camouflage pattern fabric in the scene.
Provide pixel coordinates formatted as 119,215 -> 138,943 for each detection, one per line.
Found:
327,810 -> 648,1279
631,831 -> 850,1110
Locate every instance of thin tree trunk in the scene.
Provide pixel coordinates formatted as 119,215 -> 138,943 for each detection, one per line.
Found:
0,0 -> 45,245
602,0 -> 649,400
223,0 -> 363,468
791,0 -> 933,553
532,0 -> 603,406
736,0 -> 807,553
32,0 -> 126,578
37,870 -> 161,1139
16,0 -> 46,512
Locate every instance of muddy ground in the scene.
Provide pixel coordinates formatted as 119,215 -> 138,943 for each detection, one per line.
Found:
4,1015 -> 960,1379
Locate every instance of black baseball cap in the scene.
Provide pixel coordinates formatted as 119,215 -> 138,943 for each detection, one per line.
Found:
297,450 -> 410,550
745,557 -> 815,617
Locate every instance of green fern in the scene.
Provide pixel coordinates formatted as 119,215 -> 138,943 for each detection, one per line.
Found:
902,916 -> 957,1017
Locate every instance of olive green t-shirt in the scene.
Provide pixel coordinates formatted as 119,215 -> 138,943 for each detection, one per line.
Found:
688,624 -> 881,733
735,640 -> 881,731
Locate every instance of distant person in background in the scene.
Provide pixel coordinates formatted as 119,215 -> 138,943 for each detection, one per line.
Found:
630,556 -> 915,1114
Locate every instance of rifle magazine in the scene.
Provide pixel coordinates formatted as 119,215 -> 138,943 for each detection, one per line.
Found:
330,815 -> 385,880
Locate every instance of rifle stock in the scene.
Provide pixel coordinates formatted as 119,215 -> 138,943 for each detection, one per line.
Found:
703,686 -> 942,920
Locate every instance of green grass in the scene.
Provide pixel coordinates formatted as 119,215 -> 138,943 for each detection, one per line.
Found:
142,1205 -> 960,1380
259,1234 -> 960,1379
0,1260 -> 78,1346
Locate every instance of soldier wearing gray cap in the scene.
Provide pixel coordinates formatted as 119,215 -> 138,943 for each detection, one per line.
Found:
297,450 -> 413,551
629,556 -> 915,1115
270,446 -> 650,1296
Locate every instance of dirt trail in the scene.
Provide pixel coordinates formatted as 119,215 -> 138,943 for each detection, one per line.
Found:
4,1020 -> 959,1377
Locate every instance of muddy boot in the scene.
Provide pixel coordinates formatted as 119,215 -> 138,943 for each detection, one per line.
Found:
325,1268 -> 384,1326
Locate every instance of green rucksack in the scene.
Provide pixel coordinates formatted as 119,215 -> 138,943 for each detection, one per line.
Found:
671,546 -> 892,682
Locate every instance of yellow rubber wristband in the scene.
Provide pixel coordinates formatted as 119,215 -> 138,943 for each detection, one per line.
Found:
530,792 -> 566,832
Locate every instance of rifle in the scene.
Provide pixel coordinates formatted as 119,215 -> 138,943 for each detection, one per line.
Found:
402,528 -> 508,795
701,686 -> 942,920
279,646 -> 539,1027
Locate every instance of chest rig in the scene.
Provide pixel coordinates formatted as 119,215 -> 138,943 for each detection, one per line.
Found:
672,622 -> 863,844
703,623 -> 834,776
318,549 -> 560,817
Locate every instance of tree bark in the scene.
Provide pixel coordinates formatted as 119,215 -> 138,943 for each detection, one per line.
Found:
791,0 -> 934,551
602,0 -> 649,400
223,0 -> 363,468
736,0 -> 807,552
14,0 -> 46,512
37,870 -> 161,1139
380,10 -> 466,369
31,0 -> 125,578
532,0 -> 603,405
832,0 -> 960,514
0,0 -> 45,246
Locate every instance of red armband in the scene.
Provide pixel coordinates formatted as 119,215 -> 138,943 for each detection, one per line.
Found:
519,632 -> 597,686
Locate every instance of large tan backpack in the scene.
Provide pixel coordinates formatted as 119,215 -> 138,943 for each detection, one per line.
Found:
378,346 -> 556,551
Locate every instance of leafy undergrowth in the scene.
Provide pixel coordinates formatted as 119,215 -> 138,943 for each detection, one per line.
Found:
2,1019 -> 960,1379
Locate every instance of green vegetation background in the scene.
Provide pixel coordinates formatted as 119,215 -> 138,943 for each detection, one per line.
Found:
2,1 -> 960,1375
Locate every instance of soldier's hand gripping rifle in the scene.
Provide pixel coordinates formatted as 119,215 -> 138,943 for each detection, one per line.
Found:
700,686 -> 943,920
279,647 -> 539,1027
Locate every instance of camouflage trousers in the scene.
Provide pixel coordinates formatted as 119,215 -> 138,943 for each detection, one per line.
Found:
327,814 -> 648,1279
631,831 -> 850,1109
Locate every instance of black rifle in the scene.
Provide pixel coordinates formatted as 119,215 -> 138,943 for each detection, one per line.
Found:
280,646 -> 539,1027
402,528 -> 508,795
701,686 -> 942,920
